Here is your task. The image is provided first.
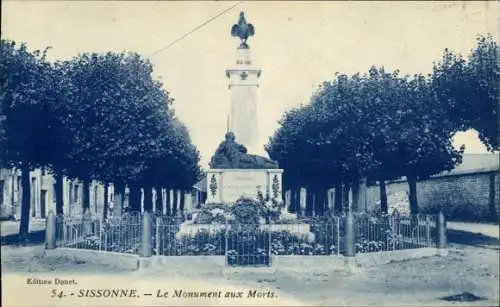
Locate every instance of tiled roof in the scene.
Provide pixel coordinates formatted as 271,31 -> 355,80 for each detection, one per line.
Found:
193,176 -> 207,191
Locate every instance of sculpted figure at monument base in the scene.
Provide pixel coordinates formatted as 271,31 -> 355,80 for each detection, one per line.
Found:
209,132 -> 279,169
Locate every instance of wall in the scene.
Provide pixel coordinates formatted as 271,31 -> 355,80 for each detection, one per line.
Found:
366,171 -> 500,222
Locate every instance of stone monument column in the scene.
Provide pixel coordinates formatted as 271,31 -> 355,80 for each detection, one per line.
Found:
226,12 -> 261,152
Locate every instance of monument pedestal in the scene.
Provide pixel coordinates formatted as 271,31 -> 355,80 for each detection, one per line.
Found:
206,169 -> 283,204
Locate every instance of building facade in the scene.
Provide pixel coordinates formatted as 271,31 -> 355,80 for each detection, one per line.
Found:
0,167 -> 198,220
0,168 -> 109,220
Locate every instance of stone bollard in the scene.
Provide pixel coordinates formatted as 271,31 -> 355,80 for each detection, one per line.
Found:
344,211 -> 356,257
140,212 -> 153,258
438,211 -> 447,251
45,211 -> 57,250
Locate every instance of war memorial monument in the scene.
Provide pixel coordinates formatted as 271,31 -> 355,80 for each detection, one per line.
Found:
206,12 -> 284,204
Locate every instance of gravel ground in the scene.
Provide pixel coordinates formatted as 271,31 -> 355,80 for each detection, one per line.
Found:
2,242 -> 498,306
217,243 -> 499,306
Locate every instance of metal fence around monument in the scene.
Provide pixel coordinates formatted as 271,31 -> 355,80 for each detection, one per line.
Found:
352,213 -> 438,253
55,213 -> 142,254
53,211 -> 439,265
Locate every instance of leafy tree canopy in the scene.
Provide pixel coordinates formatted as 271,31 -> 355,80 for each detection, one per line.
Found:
0,39 -> 58,170
53,52 -> 175,185
432,34 -> 499,151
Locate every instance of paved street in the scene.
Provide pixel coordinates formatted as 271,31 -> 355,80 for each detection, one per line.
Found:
447,222 -> 499,239
1,219 -> 498,306
0,219 -> 46,237
1,241 -> 499,306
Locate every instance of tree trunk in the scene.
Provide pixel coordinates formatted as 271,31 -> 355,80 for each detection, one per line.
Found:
143,186 -> 153,212
334,181 -> 342,214
351,180 -> 360,212
102,182 -> 109,220
305,187 -> 314,216
288,189 -> 294,213
18,165 -> 31,241
292,188 -> 300,213
342,182 -> 350,212
155,185 -> 163,215
172,189 -> 178,216
180,191 -> 185,214
113,182 -> 124,217
128,184 -> 141,212
407,174 -> 419,214
82,178 -> 90,214
488,174 -> 497,222
311,188 -> 321,216
312,188 -> 318,216
55,173 -> 64,215
319,188 -> 327,216
165,188 -> 171,216
379,180 -> 388,214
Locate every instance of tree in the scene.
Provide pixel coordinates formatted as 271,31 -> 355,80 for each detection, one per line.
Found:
0,39 -> 57,238
54,52 -> 174,215
268,66 -> 464,215
341,67 -> 463,214
384,72 -> 463,213
268,73 -> 376,214
0,112 -> 6,166
432,34 -> 499,151
137,118 -> 201,214
346,68 -> 464,213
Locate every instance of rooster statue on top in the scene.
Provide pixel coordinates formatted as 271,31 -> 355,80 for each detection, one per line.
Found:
231,11 -> 255,49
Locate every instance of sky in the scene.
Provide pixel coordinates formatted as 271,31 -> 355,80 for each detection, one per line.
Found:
2,1 -> 499,168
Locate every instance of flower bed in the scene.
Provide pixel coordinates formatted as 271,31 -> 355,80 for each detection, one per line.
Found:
156,225 -> 340,257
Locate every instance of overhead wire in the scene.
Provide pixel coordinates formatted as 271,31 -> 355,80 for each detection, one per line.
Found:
148,1 -> 242,58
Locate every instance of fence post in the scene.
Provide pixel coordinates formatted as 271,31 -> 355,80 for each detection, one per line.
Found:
140,212 -> 153,257
224,219 -> 229,267
438,211 -> 447,255
268,220 -> 272,266
335,216 -> 340,256
45,211 -> 56,250
83,209 -> 92,236
425,215 -> 431,247
344,211 -> 356,257
98,217 -> 103,252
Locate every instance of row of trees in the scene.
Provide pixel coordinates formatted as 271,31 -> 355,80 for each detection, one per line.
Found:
0,40 -> 202,237
266,35 -> 498,216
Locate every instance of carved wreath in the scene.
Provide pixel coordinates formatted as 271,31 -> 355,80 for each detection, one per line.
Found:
209,174 -> 218,197
272,175 -> 280,200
